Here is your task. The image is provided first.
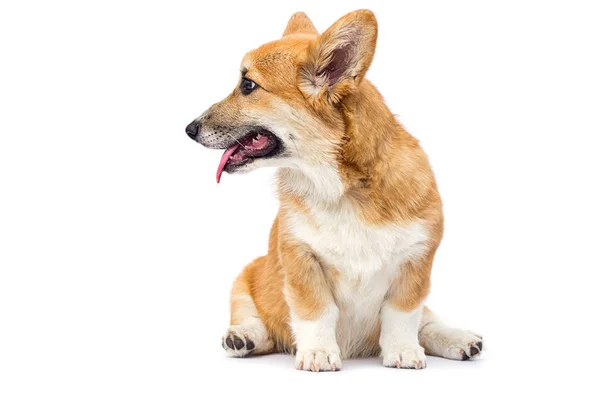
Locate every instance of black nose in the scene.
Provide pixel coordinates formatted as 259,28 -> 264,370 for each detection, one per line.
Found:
186,120 -> 201,140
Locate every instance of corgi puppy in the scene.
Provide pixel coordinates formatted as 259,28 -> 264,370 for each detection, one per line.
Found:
186,10 -> 482,371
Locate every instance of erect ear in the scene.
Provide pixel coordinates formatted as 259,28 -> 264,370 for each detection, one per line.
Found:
299,10 -> 377,104
282,12 -> 318,37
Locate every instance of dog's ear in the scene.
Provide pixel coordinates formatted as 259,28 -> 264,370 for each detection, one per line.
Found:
283,12 -> 318,37
299,10 -> 377,104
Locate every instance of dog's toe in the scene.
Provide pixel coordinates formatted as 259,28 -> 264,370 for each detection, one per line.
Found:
221,326 -> 259,357
461,339 -> 484,361
233,336 -> 244,350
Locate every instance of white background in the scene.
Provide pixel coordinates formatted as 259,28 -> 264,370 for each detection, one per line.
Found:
1,0 -> 599,397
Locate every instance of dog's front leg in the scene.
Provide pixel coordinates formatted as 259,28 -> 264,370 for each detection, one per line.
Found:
380,251 -> 435,369
280,238 -> 341,372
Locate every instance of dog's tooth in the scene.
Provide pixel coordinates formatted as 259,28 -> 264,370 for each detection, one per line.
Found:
256,133 -> 262,139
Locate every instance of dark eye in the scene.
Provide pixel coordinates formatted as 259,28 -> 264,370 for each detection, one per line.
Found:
240,78 -> 257,95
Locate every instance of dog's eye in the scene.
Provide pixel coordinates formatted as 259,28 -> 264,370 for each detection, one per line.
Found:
240,78 -> 257,95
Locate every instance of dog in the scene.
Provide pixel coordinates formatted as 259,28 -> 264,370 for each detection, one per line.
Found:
186,10 -> 483,371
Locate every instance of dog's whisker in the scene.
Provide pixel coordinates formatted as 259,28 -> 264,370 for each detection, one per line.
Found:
227,133 -> 248,150
290,136 -> 301,160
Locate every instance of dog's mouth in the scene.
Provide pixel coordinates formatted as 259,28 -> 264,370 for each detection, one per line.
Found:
216,129 -> 281,183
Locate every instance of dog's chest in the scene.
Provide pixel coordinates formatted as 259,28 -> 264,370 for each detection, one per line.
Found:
287,202 -> 428,280
286,202 -> 429,355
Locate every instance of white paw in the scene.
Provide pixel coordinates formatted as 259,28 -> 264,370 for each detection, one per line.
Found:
421,325 -> 483,361
442,329 -> 483,361
382,344 -> 427,369
221,325 -> 259,357
295,349 -> 342,372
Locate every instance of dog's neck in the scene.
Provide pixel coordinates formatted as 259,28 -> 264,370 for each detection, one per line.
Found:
340,80 -> 409,172
277,161 -> 344,206
278,80 -> 409,208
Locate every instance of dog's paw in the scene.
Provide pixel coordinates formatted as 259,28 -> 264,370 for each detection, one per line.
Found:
382,344 -> 427,369
295,349 -> 342,372
422,326 -> 483,361
420,321 -> 484,361
449,330 -> 483,361
221,325 -> 257,357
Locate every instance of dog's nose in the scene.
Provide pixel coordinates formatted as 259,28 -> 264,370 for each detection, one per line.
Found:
186,120 -> 201,140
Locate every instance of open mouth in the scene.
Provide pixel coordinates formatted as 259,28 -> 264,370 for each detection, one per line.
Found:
216,129 -> 281,183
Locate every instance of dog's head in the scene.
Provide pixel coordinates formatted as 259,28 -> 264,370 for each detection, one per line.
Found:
186,10 -> 377,183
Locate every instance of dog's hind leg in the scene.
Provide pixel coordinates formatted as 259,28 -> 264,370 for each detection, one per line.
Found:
418,307 -> 484,361
222,257 -> 274,357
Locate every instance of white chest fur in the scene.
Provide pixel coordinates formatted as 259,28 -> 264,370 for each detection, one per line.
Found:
285,199 -> 430,357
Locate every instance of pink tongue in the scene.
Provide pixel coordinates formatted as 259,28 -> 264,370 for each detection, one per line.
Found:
216,144 -> 240,183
